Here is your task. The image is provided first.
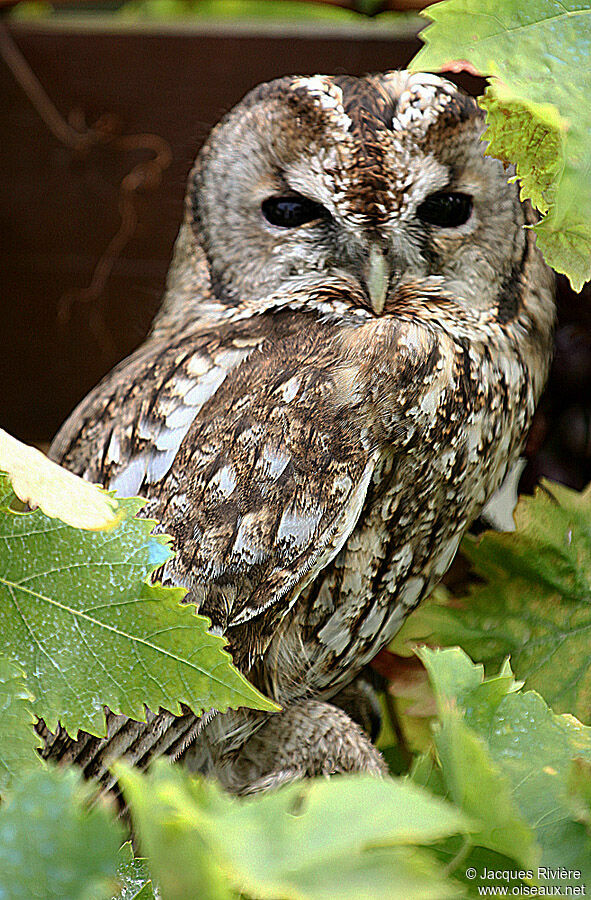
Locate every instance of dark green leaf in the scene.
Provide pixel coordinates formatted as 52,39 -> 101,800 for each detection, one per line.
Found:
111,843 -> 155,900
0,656 -> 42,794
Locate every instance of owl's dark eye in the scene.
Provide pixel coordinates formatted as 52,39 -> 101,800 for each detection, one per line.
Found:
416,192 -> 473,228
262,195 -> 327,228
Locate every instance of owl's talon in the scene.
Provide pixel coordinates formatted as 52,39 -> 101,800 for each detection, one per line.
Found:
216,700 -> 387,796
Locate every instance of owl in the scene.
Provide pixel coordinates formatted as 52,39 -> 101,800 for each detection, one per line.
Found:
39,71 -> 555,795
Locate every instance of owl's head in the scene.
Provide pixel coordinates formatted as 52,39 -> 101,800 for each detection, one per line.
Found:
162,72 -> 546,329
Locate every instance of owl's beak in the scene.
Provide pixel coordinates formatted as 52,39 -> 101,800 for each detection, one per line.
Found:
365,245 -> 390,315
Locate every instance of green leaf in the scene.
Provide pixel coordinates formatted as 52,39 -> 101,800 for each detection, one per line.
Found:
118,762 -> 471,900
241,847 -> 461,900
111,843 -> 155,900
478,84 -> 563,215
0,656 -> 42,794
0,472 -> 276,737
398,481 -> 591,721
434,713 -> 535,865
421,648 -> 591,884
416,646 -> 483,713
410,0 -> 591,290
419,649 -> 535,866
491,692 -> 591,881
0,767 -> 124,900
409,751 -> 448,798
115,765 -> 234,900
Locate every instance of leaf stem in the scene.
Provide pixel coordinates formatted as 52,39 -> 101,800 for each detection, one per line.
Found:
442,836 -> 473,878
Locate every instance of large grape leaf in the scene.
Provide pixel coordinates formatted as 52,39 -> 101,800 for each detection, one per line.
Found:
419,648 -> 591,887
0,473 -> 276,736
0,767 -> 124,900
395,481 -> 591,721
117,762 -> 472,900
0,429 -> 122,531
411,0 -> 591,291
0,656 -> 42,794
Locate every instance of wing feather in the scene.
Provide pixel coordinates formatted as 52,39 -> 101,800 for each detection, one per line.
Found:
51,311 -> 377,649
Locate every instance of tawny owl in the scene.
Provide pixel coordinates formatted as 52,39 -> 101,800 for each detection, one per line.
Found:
39,71 -> 555,795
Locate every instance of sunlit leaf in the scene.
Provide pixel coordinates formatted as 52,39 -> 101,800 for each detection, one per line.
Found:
411,0 -> 591,290
118,762 -> 471,900
0,428 -> 121,531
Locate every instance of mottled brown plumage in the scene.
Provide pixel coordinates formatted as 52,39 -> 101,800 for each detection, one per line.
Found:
40,71 -> 555,793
